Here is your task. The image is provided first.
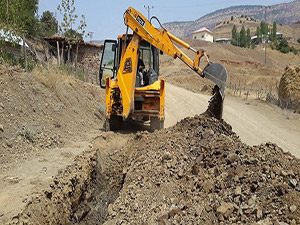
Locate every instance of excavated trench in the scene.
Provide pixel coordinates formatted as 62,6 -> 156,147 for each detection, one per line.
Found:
12,132 -> 133,225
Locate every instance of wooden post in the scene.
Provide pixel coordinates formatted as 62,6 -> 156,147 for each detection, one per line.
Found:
68,44 -> 71,63
61,41 -> 64,65
56,41 -> 60,66
75,42 -> 79,72
23,34 -> 28,72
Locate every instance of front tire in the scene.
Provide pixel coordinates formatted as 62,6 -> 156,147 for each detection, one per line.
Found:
109,116 -> 123,131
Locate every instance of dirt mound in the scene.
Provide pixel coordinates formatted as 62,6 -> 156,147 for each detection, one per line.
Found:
0,63 -> 104,173
278,66 -> 300,113
103,115 -> 300,225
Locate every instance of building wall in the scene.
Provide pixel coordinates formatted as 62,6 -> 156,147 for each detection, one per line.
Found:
192,32 -> 214,42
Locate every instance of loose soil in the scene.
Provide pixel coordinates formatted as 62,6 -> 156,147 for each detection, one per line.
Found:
7,115 -> 300,225
0,64 -> 105,224
1,38 -> 300,224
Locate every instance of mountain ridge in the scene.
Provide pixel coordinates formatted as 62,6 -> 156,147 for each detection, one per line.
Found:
163,0 -> 300,37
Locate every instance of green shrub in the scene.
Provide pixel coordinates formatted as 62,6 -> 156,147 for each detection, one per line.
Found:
290,46 -> 298,55
0,49 -> 18,65
0,49 -> 35,71
17,127 -> 36,143
297,38 -> 300,44
276,39 -> 298,54
280,46 -> 290,54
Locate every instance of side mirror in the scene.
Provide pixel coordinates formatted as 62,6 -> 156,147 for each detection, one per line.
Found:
160,50 -> 164,55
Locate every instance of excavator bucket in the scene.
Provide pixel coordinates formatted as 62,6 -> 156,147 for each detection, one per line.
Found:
201,63 -> 228,120
202,62 -> 228,99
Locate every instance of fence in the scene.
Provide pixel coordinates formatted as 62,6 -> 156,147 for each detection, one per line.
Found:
227,81 -> 300,113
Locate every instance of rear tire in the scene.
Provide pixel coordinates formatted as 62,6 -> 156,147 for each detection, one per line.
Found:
109,116 -> 123,131
150,117 -> 164,131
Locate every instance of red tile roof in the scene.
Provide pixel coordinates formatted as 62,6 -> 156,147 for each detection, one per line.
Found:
192,27 -> 213,35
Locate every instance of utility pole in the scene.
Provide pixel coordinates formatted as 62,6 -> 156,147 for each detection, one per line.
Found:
144,5 -> 154,67
144,5 -> 154,21
262,5 -> 271,65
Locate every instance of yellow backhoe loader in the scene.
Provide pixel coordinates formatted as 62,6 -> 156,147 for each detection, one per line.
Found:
99,7 -> 228,131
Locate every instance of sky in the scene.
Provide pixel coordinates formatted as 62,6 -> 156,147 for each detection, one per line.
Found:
38,0 -> 292,41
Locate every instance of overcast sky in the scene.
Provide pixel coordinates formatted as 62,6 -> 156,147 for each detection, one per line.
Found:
38,0 -> 292,41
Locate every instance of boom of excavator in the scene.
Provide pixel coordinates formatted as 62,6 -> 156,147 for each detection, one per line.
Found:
99,7 -> 228,131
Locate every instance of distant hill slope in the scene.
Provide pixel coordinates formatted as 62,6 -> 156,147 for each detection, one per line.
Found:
213,17 -> 300,40
164,0 -> 300,37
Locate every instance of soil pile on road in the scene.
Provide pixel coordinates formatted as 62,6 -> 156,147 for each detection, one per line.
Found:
103,115 -> 300,225
278,66 -> 300,113
0,63 -> 104,173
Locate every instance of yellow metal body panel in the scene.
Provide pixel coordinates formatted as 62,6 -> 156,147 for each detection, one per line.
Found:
135,80 -> 160,91
124,7 -> 207,74
116,34 -> 140,118
159,79 -> 165,119
105,77 -> 112,118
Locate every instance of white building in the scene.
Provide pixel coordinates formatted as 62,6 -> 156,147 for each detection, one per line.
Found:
192,27 -> 214,42
215,38 -> 231,44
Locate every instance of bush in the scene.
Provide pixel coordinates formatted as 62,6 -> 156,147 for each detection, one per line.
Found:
297,38 -> 300,44
17,127 -> 36,143
0,49 -> 35,71
280,47 -> 290,54
290,46 -> 298,55
0,49 -> 18,65
276,39 -> 298,54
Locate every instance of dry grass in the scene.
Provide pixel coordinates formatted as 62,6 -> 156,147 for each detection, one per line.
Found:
32,65 -> 75,92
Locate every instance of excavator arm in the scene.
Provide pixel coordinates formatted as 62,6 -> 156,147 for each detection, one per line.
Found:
124,7 -> 228,98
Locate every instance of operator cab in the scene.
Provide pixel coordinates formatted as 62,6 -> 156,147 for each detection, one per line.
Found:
99,34 -> 159,88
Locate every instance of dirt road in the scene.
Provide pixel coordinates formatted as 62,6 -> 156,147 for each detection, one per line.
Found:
165,83 -> 300,158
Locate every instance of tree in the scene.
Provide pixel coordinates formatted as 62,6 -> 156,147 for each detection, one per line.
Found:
255,26 -> 262,44
246,28 -> 251,48
260,21 -> 268,36
240,26 -> 247,48
0,0 -> 39,37
277,39 -> 290,53
271,22 -> 277,41
232,25 -> 238,46
57,0 -> 86,67
57,0 -> 86,39
64,29 -> 83,39
40,11 -> 58,37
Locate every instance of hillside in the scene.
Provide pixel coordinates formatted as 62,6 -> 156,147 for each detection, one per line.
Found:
213,17 -> 300,40
0,65 -> 105,174
159,38 -> 300,98
164,0 -> 300,37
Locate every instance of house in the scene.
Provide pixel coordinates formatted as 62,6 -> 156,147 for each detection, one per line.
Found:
215,38 -> 231,44
251,32 -> 283,43
44,35 -> 103,84
44,35 -> 103,67
192,27 -> 214,42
